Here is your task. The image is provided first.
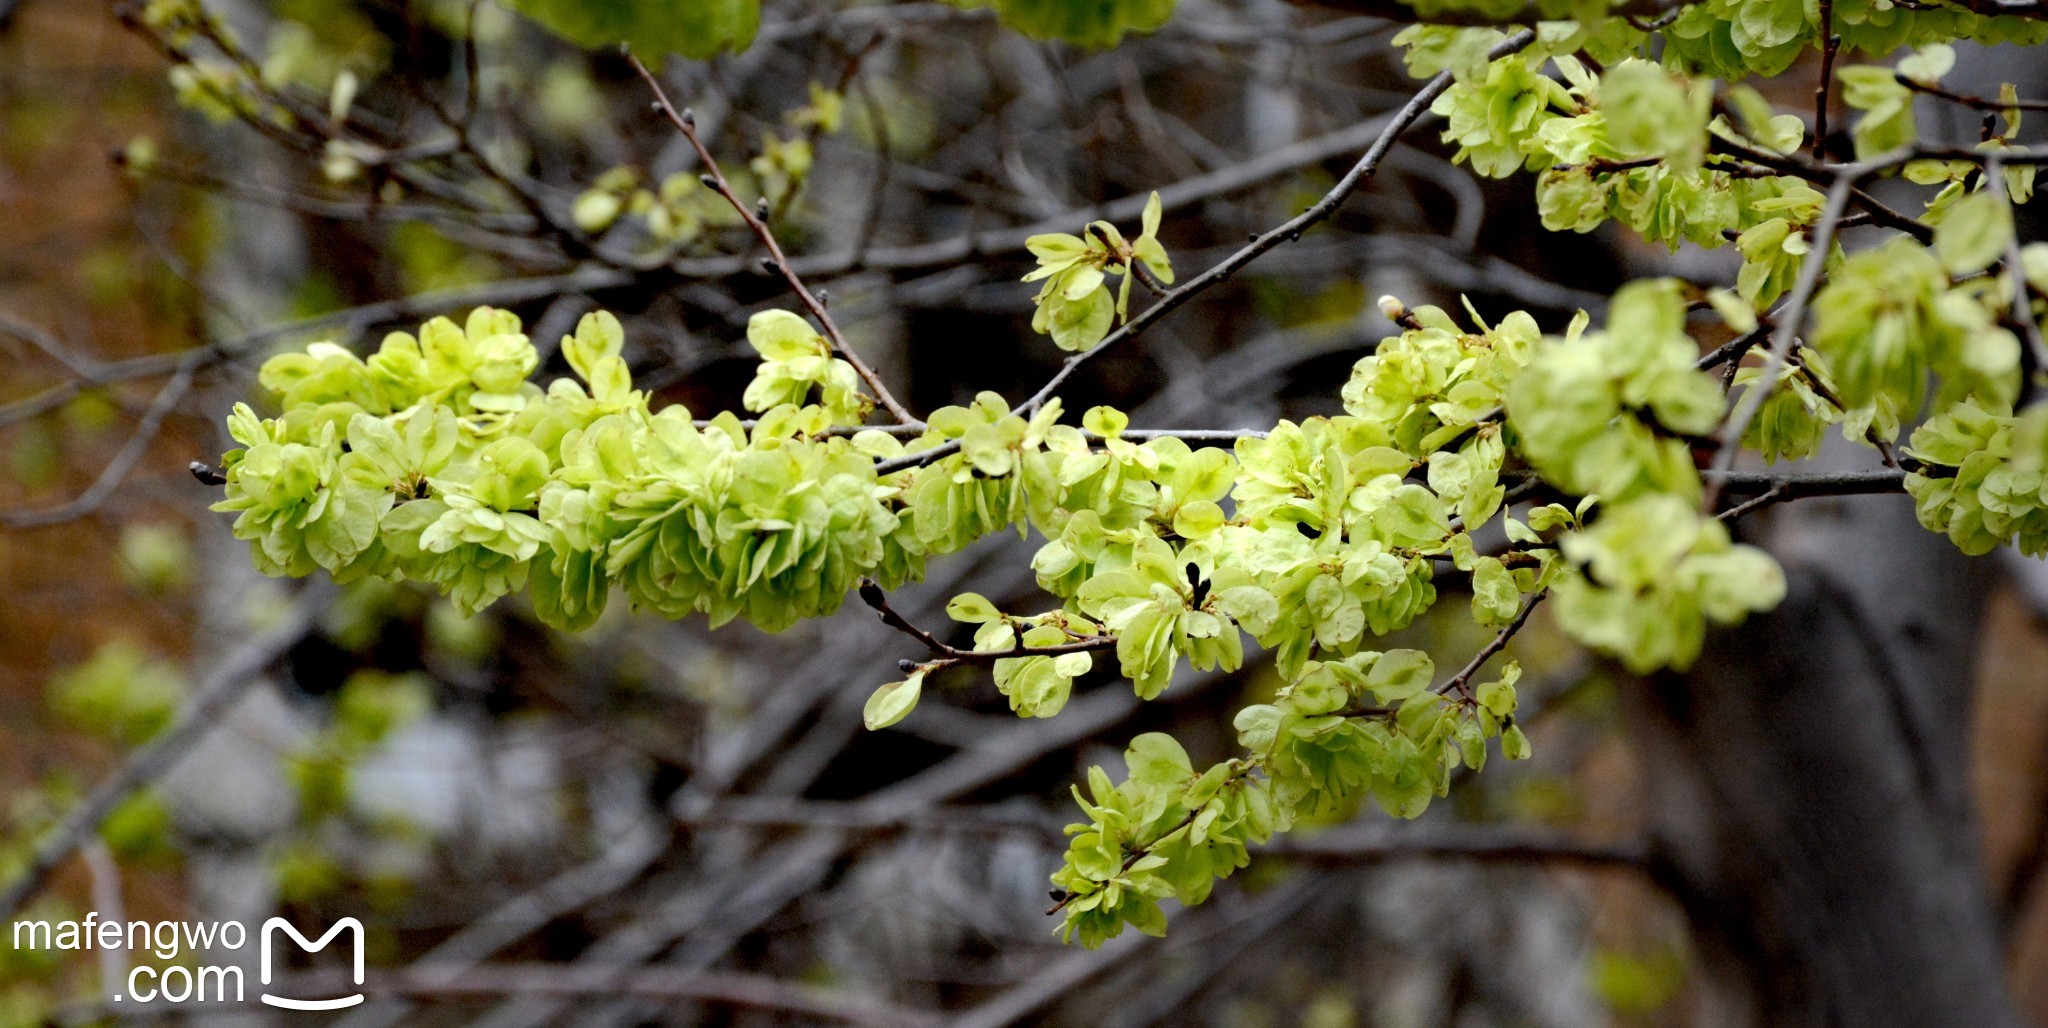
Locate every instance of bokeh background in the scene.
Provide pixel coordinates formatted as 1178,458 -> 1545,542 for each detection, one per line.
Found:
1,0 -> 2046,1024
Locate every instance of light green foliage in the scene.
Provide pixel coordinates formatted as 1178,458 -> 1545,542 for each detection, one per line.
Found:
1810,238 -> 2020,439
1733,354 -> 1842,465
1026,193 -> 1174,351
1506,280 -> 1720,503
1050,735 -> 1271,947
100,792 -> 176,863
515,0 -> 1184,60
864,670 -> 925,730
1431,54 -> 1573,179
1904,402 -> 2048,556
48,641 -> 184,745
1600,61 -> 1710,172
1552,495 -> 1784,672
503,0 -> 759,63
741,310 -> 867,425
118,523 -> 193,595
197,0 -> 2048,950
1432,44 -> 1834,282
1935,191 -> 2016,277
287,670 -> 435,823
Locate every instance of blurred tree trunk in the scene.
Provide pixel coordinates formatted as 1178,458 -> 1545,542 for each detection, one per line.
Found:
1632,493 -> 2023,1027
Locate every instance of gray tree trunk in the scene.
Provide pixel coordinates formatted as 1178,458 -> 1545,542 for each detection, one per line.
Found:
1632,488 -> 2023,1026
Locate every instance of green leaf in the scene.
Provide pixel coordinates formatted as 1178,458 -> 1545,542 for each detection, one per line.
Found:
1172,500 -> 1226,539
1471,557 -> 1520,627
863,671 -> 925,730
1934,191 -> 2015,277
1365,649 -> 1434,704
947,592 -> 1001,623
1501,724 -> 1532,761
1125,732 -> 1193,789
1047,285 -> 1115,352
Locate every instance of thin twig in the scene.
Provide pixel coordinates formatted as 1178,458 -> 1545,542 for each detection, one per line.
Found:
1704,168 -> 1862,511
1437,589 -> 1547,700
856,579 -> 1117,672
1987,155 -> 2048,377
1709,137 -> 1932,242
0,363 -> 196,529
875,28 -> 1539,475
1716,482 -> 1790,521
1815,0 -> 1838,159
626,50 -> 919,426
1898,74 -> 2048,114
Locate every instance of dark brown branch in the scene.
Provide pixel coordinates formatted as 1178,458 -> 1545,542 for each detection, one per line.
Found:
1815,0 -> 1839,159
1438,589 -> 1548,700
626,51 -> 919,426
1705,169 -> 1862,510
1898,73 -> 2048,113
1706,467 -> 1909,501
857,578 -> 1118,671
1708,137 -> 1933,243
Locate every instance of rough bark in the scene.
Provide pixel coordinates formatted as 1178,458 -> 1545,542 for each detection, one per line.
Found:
1632,490 -> 2022,1027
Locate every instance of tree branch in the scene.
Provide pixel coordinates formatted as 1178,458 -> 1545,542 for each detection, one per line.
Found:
1438,589 -> 1547,700
626,50 -> 919,426
0,590 -> 326,920
0,363 -> 195,530
874,28 -> 1539,476
1704,168 -> 1862,511
856,578 -> 1118,672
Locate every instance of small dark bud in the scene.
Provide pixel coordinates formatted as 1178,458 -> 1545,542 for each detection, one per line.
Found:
858,578 -> 887,610
754,196 -> 770,220
699,174 -> 719,190
680,107 -> 696,128
760,256 -> 780,274
897,659 -> 920,673
816,289 -> 829,307
189,461 -> 226,486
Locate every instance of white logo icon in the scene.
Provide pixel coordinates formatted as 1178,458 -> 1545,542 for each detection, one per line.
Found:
259,917 -> 365,1010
